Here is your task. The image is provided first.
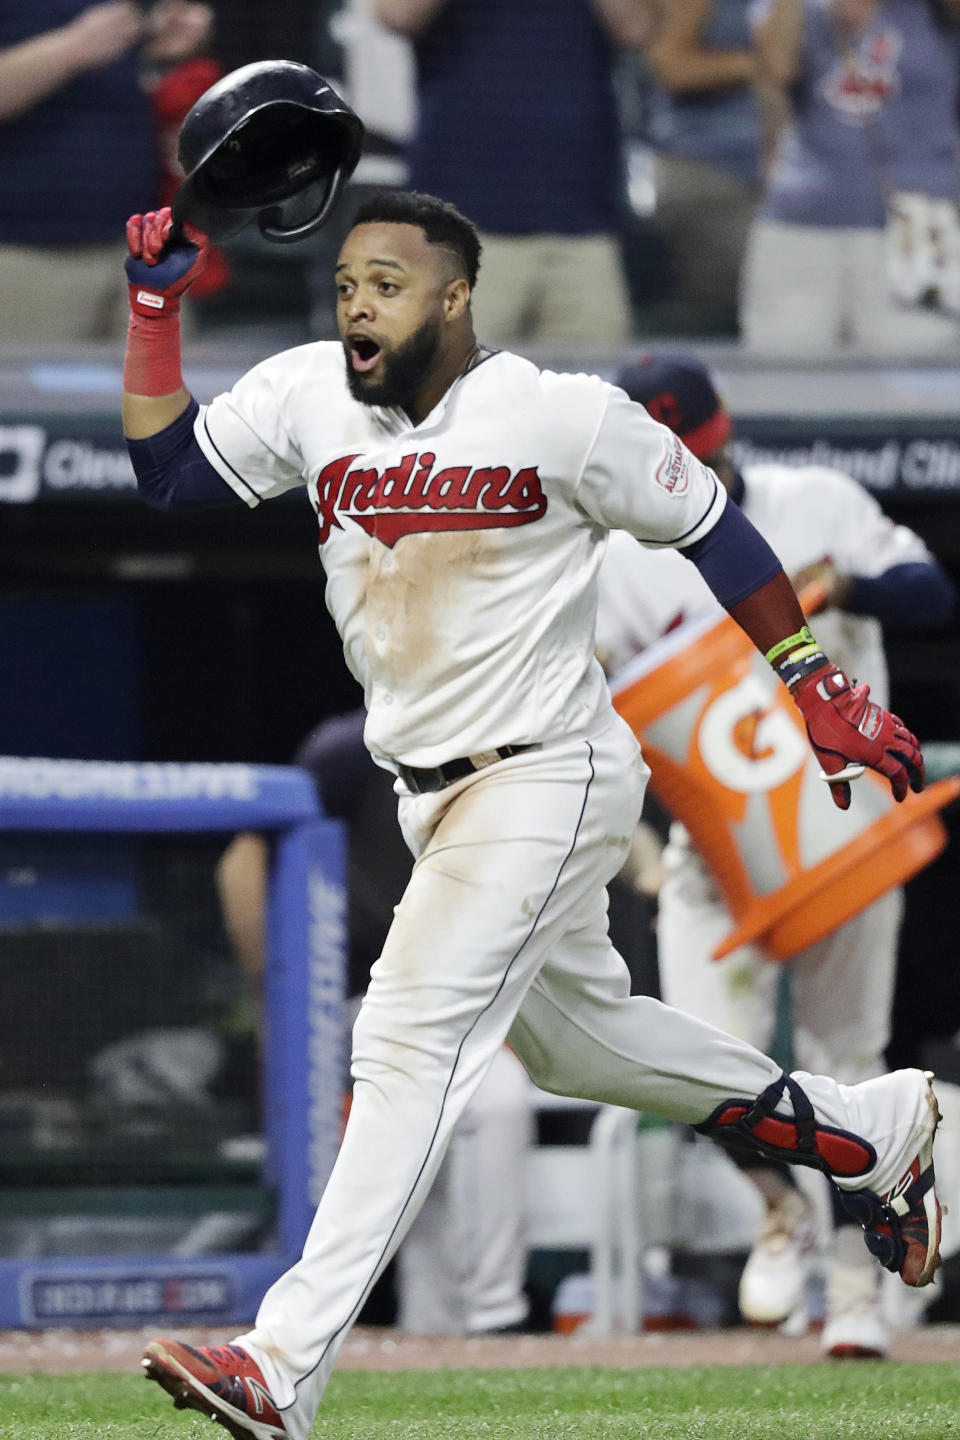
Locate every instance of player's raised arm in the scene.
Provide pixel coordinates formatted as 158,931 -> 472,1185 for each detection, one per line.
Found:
122,207 -> 243,509
122,207 -> 206,436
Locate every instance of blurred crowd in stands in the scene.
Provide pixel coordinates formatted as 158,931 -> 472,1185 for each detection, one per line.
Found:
3,0 -> 960,351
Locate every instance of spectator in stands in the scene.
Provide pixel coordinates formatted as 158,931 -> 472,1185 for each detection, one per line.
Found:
642,0 -> 761,328
740,0 -> 960,354
216,709 -> 533,1336
0,1 -> 213,341
374,0 -> 651,345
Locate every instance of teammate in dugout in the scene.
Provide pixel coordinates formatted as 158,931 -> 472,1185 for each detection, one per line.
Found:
124,189 -> 940,1440
597,352 -> 956,1359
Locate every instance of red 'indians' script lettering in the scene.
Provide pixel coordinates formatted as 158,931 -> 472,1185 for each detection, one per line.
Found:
313,451 -> 548,548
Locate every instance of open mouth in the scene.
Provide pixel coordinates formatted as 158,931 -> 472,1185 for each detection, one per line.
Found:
349,336 -> 382,374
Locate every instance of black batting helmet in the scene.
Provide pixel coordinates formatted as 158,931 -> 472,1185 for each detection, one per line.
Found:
172,60 -> 364,244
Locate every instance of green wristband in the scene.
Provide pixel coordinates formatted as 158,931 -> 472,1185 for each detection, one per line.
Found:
764,626 -> 817,665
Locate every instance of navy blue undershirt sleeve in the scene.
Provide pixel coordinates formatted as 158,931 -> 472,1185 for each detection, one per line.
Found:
126,397 -> 241,510
844,562 -> 957,630
683,497 -> 784,608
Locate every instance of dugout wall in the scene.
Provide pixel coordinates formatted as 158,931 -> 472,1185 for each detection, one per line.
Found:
0,757 -> 344,1329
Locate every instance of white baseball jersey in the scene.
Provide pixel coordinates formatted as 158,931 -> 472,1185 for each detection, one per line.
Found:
598,461 -> 936,710
194,342 -> 726,769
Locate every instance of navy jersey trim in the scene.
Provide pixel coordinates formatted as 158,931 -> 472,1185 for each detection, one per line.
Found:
201,413 -> 261,504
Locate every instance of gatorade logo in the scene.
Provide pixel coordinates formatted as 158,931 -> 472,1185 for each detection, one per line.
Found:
137,291 -> 164,310
699,675 -> 808,793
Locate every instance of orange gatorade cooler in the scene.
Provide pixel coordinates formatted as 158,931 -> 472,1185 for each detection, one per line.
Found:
610,601 -> 960,961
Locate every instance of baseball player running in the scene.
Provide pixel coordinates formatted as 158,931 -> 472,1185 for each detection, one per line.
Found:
597,351 -> 955,1358
124,190 -> 940,1440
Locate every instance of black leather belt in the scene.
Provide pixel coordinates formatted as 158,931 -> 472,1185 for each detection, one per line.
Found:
398,743 -> 540,795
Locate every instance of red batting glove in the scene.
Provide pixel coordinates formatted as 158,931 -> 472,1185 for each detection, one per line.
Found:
123,208 -> 210,396
793,664 -> 925,811
125,207 -> 210,317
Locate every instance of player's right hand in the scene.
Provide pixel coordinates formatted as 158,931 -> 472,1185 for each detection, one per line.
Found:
792,663 -> 925,810
125,209 -> 210,317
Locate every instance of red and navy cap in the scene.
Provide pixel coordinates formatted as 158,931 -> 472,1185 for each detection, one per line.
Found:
615,352 -> 732,461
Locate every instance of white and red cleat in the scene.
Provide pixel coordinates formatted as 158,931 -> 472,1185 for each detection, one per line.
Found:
142,1338 -> 287,1440
840,1070 -> 943,1289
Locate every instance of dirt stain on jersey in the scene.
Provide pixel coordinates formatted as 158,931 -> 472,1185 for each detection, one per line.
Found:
364,528 -> 501,680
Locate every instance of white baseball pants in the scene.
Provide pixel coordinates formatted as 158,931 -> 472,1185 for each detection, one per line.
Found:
237,714 -> 925,1439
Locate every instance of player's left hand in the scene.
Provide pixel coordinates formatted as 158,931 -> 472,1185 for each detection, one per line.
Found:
792,664 -> 925,810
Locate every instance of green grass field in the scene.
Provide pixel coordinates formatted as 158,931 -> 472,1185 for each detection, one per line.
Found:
1,1364 -> 959,1439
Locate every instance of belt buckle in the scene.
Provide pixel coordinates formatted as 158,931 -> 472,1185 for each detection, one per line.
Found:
401,763 -> 443,795
467,749 -> 503,770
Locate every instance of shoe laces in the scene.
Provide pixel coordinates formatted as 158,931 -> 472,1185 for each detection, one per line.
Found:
205,1344 -> 251,1371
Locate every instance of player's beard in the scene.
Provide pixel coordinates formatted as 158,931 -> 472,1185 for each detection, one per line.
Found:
344,314 -> 443,409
